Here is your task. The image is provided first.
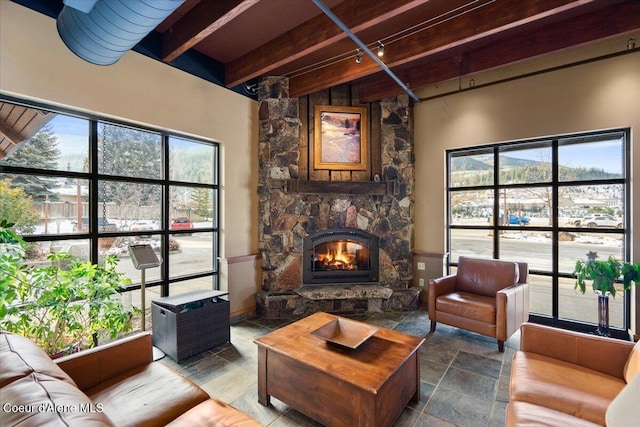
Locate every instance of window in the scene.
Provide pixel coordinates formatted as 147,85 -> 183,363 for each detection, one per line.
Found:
447,129 -> 630,337
0,98 -> 220,300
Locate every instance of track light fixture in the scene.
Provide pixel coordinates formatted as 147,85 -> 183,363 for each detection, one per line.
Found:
377,40 -> 384,57
355,49 -> 363,63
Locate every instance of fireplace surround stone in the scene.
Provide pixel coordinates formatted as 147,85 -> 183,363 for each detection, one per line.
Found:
256,77 -> 417,318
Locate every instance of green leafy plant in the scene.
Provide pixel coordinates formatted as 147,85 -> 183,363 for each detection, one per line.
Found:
0,219 -> 24,244
0,220 -> 25,258
0,249 -> 138,356
573,251 -> 640,297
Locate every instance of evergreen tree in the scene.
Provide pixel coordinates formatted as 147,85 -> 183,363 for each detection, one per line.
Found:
97,124 -> 162,220
2,124 -> 61,202
191,187 -> 211,219
169,143 -> 214,184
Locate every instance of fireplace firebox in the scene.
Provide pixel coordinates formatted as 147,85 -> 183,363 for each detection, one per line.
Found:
302,228 -> 379,285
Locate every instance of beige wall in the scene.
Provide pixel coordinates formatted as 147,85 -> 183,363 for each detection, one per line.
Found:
0,1 -> 261,316
414,50 -> 639,329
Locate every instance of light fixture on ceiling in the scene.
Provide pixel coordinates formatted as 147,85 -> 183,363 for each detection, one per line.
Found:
627,38 -> 636,50
243,81 -> 259,96
377,41 -> 384,57
355,49 -> 363,63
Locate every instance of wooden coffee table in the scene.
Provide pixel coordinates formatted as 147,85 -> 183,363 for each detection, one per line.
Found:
254,312 -> 424,427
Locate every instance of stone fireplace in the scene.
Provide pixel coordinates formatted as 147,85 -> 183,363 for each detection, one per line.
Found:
302,228 -> 379,286
255,77 -> 419,319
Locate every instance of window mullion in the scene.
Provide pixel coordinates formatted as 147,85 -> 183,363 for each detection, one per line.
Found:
551,139 -> 559,318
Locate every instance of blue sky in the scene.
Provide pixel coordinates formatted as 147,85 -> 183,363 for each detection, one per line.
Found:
501,138 -> 624,174
558,139 -> 623,174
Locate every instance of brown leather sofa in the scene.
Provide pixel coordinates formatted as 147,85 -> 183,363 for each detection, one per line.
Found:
428,256 -> 529,352
507,322 -> 640,426
0,331 -> 262,426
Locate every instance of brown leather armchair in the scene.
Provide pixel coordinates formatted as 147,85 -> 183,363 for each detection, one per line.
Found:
428,256 -> 529,352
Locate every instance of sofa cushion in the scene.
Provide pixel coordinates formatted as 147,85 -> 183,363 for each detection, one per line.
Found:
167,398 -> 263,427
0,373 -> 114,426
86,362 -> 209,427
436,291 -> 496,324
622,340 -> 640,383
511,351 -> 626,425
456,257 -> 519,297
506,401 -> 601,427
0,332 -> 78,389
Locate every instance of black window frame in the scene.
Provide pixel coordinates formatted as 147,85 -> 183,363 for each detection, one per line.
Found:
0,95 -> 221,297
446,128 -> 631,339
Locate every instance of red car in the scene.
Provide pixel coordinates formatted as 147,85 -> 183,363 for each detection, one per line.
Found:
170,217 -> 194,231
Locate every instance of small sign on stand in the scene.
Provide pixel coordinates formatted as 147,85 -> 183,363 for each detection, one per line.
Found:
128,244 -> 162,332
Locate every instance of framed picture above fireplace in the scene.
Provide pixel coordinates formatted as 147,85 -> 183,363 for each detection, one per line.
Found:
313,105 -> 368,171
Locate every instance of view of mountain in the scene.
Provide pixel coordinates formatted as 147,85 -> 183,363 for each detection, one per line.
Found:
451,155 -> 621,182
450,156 -> 492,171
452,155 -> 542,170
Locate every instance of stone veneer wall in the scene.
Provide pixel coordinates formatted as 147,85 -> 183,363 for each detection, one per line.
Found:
256,77 -> 416,318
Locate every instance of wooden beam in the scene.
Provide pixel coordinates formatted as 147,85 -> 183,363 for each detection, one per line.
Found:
162,0 -> 259,63
225,0 -> 432,88
288,0 -> 604,98
356,0 -> 640,102
0,121 -> 25,145
286,180 -> 391,195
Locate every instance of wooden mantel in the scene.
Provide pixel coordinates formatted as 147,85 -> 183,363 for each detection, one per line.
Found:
284,179 -> 396,196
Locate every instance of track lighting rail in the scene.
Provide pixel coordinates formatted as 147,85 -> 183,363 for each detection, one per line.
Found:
312,0 -> 419,102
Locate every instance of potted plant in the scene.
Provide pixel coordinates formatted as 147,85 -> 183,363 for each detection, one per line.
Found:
573,251 -> 640,337
0,245 -> 138,356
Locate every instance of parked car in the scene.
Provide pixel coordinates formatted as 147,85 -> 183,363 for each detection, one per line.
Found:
129,220 -> 157,231
72,217 -> 117,232
576,214 -> 623,229
508,214 -> 530,226
489,214 -> 530,226
170,217 -> 194,231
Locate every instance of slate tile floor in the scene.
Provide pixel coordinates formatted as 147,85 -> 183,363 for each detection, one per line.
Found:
159,308 -> 518,427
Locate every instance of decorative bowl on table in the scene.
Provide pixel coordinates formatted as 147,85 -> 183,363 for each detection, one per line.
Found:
310,317 -> 379,349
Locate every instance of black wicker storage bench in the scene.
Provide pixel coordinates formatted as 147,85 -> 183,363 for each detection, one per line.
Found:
151,290 -> 230,361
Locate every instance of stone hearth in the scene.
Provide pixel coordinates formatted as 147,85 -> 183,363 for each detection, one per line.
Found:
296,285 -> 392,300
255,77 -> 418,318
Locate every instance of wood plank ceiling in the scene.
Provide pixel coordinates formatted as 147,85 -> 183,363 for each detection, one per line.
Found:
0,103 -> 52,160
156,0 -> 640,101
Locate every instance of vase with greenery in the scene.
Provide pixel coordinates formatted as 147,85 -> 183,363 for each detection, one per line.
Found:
573,251 -> 640,337
0,244 -> 138,356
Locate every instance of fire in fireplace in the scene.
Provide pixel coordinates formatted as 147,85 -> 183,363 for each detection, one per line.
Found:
303,228 -> 379,285
315,240 -> 366,271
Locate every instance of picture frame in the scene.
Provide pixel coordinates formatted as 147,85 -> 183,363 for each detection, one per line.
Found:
313,105 -> 368,170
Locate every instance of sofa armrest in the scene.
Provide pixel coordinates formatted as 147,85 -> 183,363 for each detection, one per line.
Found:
428,274 -> 457,319
56,332 -> 153,391
496,283 -> 530,341
519,322 -> 634,379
